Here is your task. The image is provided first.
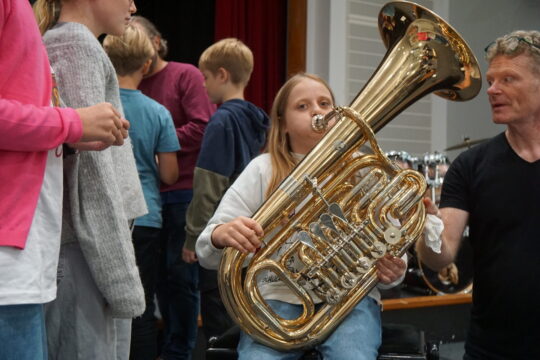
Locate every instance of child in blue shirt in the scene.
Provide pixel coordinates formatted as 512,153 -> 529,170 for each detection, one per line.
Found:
104,25 -> 180,360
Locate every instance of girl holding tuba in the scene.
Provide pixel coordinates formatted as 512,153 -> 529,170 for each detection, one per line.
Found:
196,73 -> 407,360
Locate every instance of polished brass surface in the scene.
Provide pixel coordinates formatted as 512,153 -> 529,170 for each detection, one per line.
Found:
218,0 -> 481,351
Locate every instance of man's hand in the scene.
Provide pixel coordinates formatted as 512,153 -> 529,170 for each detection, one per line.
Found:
182,248 -> 198,264
76,103 -> 130,147
211,216 -> 264,254
423,197 -> 441,218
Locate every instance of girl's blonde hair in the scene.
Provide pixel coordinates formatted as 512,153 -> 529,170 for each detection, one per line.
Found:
265,73 -> 335,199
33,0 -> 62,35
103,25 -> 155,76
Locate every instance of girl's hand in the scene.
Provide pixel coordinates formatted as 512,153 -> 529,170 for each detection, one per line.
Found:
375,254 -> 407,284
211,216 -> 264,254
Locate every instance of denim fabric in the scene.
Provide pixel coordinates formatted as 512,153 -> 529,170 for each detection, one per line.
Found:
237,297 -> 382,360
0,304 -> 47,360
158,199 -> 200,360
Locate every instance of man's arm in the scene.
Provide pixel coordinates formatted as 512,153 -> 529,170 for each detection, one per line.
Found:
417,199 -> 469,271
175,66 -> 214,148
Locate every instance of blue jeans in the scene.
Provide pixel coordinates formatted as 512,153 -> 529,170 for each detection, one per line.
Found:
0,304 -> 47,360
238,297 -> 382,360
158,198 -> 199,360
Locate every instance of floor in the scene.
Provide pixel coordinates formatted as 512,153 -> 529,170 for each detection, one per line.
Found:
439,341 -> 465,360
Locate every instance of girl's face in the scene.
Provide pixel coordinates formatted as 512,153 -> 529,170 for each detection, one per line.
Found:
284,78 -> 334,154
94,0 -> 137,36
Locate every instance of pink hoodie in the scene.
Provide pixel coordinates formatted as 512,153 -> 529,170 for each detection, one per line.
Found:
0,0 -> 82,248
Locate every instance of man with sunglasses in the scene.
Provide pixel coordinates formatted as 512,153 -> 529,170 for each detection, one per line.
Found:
417,30 -> 540,359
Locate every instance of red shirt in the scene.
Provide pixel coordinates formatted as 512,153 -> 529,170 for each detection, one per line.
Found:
139,62 -> 215,191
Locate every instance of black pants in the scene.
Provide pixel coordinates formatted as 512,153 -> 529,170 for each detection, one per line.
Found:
130,226 -> 161,360
199,266 -> 234,341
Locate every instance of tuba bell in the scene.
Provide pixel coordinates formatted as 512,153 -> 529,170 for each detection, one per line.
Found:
218,0 -> 481,351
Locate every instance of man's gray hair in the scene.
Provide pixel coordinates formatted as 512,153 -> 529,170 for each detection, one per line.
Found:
131,16 -> 169,59
485,30 -> 540,73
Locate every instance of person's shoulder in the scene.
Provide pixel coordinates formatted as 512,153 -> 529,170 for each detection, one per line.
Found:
139,92 -> 174,123
44,22 -> 99,49
219,99 -> 266,116
206,102 -> 242,130
456,133 -> 503,162
207,110 -> 229,128
138,91 -> 168,111
247,153 -> 271,169
123,90 -> 168,114
166,62 -> 202,77
229,153 -> 271,189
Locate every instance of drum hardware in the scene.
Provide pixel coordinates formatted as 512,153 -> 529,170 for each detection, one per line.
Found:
404,229 -> 473,295
386,150 -> 414,169
421,151 -> 450,205
445,136 -> 488,151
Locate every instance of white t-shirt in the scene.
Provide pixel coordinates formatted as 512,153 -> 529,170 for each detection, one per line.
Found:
0,147 -> 62,304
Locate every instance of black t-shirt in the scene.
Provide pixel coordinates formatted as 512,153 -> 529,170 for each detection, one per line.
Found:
441,132 -> 540,359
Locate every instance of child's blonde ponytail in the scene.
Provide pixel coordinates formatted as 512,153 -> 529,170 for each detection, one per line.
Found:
33,0 -> 61,35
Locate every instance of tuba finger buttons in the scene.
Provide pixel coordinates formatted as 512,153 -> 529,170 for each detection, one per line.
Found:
384,226 -> 402,245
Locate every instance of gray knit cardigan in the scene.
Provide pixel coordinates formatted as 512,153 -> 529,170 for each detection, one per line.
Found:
44,22 -> 147,318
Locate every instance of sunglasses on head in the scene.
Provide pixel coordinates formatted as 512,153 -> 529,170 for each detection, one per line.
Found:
484,36 -> 540,53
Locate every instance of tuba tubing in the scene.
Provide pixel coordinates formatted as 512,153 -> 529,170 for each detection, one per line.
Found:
218,0 -> 481,351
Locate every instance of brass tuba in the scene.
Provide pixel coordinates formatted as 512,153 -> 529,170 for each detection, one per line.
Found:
218,1 -> 481,351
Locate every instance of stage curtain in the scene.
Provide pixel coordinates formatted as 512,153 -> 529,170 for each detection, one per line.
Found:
214,0 -> 287,114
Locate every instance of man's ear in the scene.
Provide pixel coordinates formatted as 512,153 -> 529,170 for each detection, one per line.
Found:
152,36 -> 161,51
142,59 -> 153,75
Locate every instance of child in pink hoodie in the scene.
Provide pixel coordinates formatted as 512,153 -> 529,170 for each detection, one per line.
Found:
0,0 -> 126,358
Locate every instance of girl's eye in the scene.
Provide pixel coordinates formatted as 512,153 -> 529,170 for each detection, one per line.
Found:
297,103 -> 308,110
320,100 -> 332,107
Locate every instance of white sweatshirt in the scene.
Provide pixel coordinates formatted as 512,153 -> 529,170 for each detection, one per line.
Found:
196,153 -> 407,304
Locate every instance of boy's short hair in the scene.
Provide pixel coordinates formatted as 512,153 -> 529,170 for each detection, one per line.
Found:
199,38 -> 254,86
103,24 -> 155,77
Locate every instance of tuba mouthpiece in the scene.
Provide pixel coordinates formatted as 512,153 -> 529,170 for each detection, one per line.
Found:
311,114 -> 327,133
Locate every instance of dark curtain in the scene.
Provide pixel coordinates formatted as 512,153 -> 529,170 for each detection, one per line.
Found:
30,0 -> 286,114
135,0 -> 216,66
214,0 -> 287,113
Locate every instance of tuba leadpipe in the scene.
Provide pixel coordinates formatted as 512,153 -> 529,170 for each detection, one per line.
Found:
218,0 -> 481,351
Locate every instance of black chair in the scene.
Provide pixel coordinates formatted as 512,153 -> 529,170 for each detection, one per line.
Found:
206,323 -> 439,360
